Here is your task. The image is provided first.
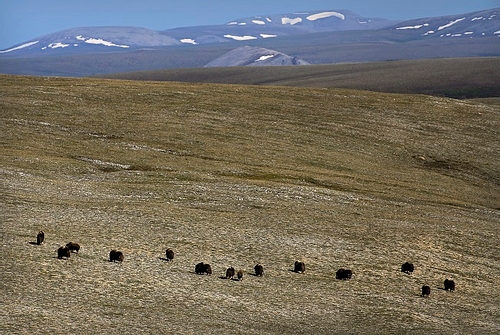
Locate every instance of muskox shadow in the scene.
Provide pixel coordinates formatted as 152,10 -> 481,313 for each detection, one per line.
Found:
158,257 -> 172,262
28,241 -> 40,245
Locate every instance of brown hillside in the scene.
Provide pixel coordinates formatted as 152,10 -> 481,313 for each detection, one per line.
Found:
102,57 -> 500,99
2,75 -> 499,334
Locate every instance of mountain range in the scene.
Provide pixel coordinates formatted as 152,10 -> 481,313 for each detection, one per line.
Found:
0,7 -> 498,76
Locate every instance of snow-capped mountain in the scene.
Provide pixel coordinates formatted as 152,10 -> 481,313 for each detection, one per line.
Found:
388,7 -> 499,38
204,46 -> 309,67
0,9 -> 396,56
0,26 -> 180,55
162,9 -> 395,45
0,8 -> 498,76
2,8 -> 498,58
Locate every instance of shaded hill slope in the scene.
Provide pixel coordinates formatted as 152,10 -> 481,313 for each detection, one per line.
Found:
2,75 -> 499,334
103,57 -> 500,99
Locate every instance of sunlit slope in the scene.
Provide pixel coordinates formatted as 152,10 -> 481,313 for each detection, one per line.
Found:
1,75 -> 499,334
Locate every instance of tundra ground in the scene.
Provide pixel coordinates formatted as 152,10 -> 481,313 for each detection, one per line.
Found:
1,75 -> 499,334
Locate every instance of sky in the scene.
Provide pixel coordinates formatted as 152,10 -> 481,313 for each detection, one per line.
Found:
0,0 -> 498,49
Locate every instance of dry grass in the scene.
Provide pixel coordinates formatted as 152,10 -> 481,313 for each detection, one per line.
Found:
1,75 -> 499,334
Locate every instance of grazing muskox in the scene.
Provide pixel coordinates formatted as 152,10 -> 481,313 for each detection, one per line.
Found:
36,231 -> 45,245
422,285 -> 431,297
237,269 -> 244,281
336,268 -> 353,280
254,264 -> 264,277
66,242 -> 80,253
109,250 -> 124,262
444,279 -> 455,291
165,248 -> 175,261
294,261 -> 306,273
401,262 -> 414,274
57,246 -> 70,259
226,267 -> 235,279
195,262 -> 212,275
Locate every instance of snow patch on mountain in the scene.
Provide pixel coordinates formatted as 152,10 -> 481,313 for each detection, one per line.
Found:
396,23 -> 430,30
307,12 -> 345,21
180,38 -> 198,45
255,54 -> 275,62
224,35 -> 257,41
77,36 -> 129,48
282,17 -> 303,25
0,41 -> 39,53
44,42 -> 70,50
438,17 -> 466,31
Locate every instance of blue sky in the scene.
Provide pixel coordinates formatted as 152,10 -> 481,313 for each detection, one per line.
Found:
0,0 -> 498,49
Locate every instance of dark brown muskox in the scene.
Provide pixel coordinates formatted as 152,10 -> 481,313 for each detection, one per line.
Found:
109,250 -> 124,262
36,231 -> 45,245
237,269 -> 244,281
165,248 -> 175,261
444,279 -> 455,291
195,262 -> 205,274
422,285 -> 431,297
66,242 -> 80,253
294,261 -> 306,273
336,268 -> 353,280
226,267 -> 235,279
254,264 -> 264,277
195,262 -> 212,275
57,246 -> 70,259
401,262 -> 414,274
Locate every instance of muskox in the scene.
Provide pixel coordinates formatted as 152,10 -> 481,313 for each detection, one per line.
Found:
36,231 -> 45,245
401,262 -> 414,274
66,242 -> 80,253
294,261 -> 305,273
195,262 -> 212,275
109,250 -> 124,262
165,248 -> 175,261
422,285 -> 431,297
254,264 -> 264,277
226,267 -> 235,279
444,279 -> 455,291
336,268 -> 353,280
57,246 -> 70,259
237,269 -> 244,281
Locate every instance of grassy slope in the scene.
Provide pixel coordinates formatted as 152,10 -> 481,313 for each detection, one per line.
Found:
102,57 -> 500,99
1,75 -> 499,334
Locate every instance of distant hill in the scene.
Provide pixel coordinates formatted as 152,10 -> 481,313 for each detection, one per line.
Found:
204,46 -> 309,67
101,57 -> 500,99
385,8 -> 500,39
